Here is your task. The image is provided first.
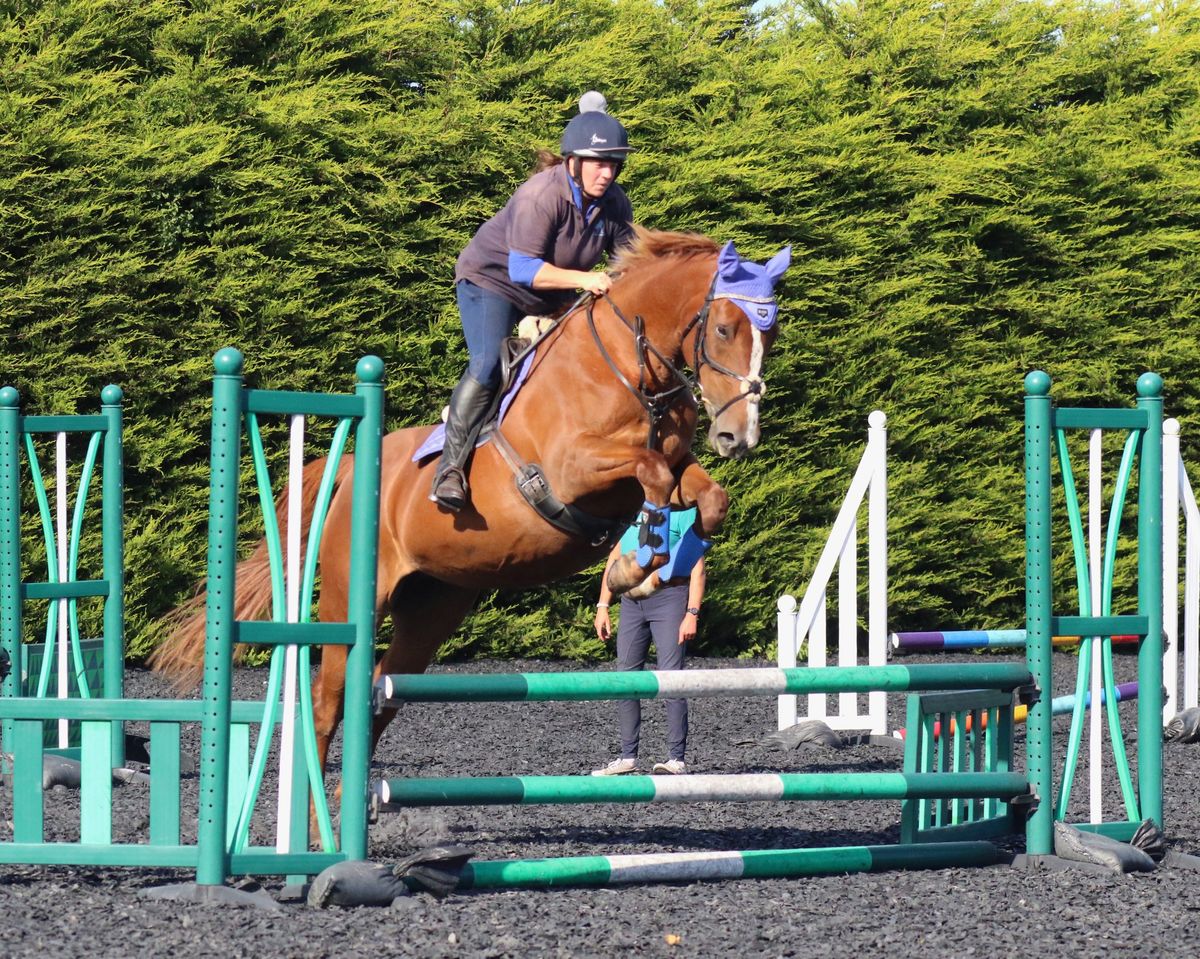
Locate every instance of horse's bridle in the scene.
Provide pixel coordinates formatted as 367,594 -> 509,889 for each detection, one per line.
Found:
587,294 -> 694,449
681,276 -> 771,420
485,271 -> 772,546
588,272 -> 771,447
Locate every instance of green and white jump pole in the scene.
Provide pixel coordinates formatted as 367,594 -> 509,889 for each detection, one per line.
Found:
459,842 -> 1005,889
377,662 -> 1031,706
378,771 -> 1030,808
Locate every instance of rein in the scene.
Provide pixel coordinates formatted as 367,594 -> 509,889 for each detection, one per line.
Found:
587,295 -> 696,449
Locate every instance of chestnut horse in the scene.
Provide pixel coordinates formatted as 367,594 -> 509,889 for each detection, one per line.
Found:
151,227 -> 790,780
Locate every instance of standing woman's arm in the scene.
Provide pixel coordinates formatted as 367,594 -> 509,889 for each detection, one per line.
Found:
679,557 -> 706,645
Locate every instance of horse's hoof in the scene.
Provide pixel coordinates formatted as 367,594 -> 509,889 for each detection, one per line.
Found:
625,573 -> 661,600
606,554 -> 650,595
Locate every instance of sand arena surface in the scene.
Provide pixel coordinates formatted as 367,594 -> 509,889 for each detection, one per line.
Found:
2,651 -> 1198,958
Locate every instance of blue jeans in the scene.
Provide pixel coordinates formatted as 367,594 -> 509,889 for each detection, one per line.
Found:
456,280 -> 520,389
614,584 -> 689,762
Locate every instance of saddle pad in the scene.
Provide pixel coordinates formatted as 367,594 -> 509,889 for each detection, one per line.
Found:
412,351 -> 535,463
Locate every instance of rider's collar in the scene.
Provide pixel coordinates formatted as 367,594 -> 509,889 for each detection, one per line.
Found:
564,164 -> 604,221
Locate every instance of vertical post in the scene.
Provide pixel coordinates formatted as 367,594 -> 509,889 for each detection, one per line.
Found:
101,385 -> 125,765
867,410 -> 888,734
196,348 -> 245,888
1162,418 -> 1180,724
1023,370 -> 1054,857
837,514 -> 857,720
1088,430 -> 1102,823
808,596 -> 827,721
1136,372 -> 1164,828
55,431 -> 68,748
1185,457 -> 1200,711
338,355 -> 385,862
0,387 -> 22,762
776,594 -> 798,729
276,415 -> 305,853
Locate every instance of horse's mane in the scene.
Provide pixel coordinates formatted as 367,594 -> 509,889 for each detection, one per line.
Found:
610,226 -> 719,274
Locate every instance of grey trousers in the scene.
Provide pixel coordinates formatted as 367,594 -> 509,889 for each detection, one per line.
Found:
614,584 -> 688,762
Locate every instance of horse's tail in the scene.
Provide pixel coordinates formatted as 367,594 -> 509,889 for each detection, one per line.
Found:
149,455 -> 353,689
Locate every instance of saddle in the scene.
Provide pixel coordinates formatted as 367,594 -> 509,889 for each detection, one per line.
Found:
498,315 -> 557,395
418,309 -> 633,546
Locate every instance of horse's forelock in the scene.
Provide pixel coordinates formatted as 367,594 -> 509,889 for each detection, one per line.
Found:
610,227 -> 719,275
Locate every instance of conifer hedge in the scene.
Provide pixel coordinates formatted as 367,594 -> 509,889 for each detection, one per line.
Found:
3,0 -> 1199,661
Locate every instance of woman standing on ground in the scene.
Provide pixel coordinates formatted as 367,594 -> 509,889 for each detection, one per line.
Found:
591,508 -> 708,776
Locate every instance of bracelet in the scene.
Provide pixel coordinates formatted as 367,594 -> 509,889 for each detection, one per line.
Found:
596,603 -> 610,609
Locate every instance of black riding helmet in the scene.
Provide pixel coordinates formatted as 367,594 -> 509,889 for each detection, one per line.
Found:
560,92 -> 632,189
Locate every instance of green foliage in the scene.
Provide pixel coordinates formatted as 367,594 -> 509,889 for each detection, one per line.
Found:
3,0 -> 1198,662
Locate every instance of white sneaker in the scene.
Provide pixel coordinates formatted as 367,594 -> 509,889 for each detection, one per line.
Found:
652,759 -> 687,775
591,757 -> 638,776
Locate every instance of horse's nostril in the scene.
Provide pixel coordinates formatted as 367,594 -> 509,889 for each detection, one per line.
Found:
717,432 -> 736,448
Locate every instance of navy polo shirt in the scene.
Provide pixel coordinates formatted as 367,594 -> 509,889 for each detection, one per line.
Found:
455,164 -> 634,316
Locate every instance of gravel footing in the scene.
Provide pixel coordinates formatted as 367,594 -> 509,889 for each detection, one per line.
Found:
2,651 -> 1199,958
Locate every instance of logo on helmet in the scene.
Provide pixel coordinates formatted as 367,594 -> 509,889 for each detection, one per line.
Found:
590,133 -> 608,145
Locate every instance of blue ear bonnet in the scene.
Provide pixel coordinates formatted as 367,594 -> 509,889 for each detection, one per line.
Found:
714,241 -> 792,332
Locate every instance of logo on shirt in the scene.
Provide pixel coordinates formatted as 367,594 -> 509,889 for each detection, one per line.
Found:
590,133 -> 608,145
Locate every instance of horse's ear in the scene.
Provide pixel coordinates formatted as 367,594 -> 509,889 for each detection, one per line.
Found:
718,240 -> 741,278
765,246 -> 792,284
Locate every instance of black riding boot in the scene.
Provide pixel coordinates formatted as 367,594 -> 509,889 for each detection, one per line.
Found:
430,373 -> 498,512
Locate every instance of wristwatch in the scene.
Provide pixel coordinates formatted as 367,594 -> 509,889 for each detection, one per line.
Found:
686,607 -> 700,616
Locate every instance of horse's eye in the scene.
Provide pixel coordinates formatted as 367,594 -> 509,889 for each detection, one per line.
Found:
715,325 -> 730,340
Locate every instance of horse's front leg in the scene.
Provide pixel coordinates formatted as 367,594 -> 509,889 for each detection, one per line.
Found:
559,437 -> 678,594
607,446 -> 681,593
675,455 -> 729,536
625,456 -> 728,597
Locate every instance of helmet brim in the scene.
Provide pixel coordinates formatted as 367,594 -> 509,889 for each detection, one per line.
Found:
567,148 -> 634,158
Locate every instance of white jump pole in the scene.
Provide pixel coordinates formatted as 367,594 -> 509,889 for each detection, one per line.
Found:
1181,453 -> 1200,712
56,431 -> 69,748
276,414 -> 305,850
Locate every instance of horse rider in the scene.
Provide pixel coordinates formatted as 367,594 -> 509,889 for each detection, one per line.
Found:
431,91 -> 636,512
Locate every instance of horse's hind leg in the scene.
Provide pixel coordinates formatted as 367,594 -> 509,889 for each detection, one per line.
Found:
371,573 -> 479,756
306,573 -> 475,833
309,573 -> 479,770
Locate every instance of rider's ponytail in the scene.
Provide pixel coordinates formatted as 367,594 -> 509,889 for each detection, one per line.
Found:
532,148 -> 564,174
